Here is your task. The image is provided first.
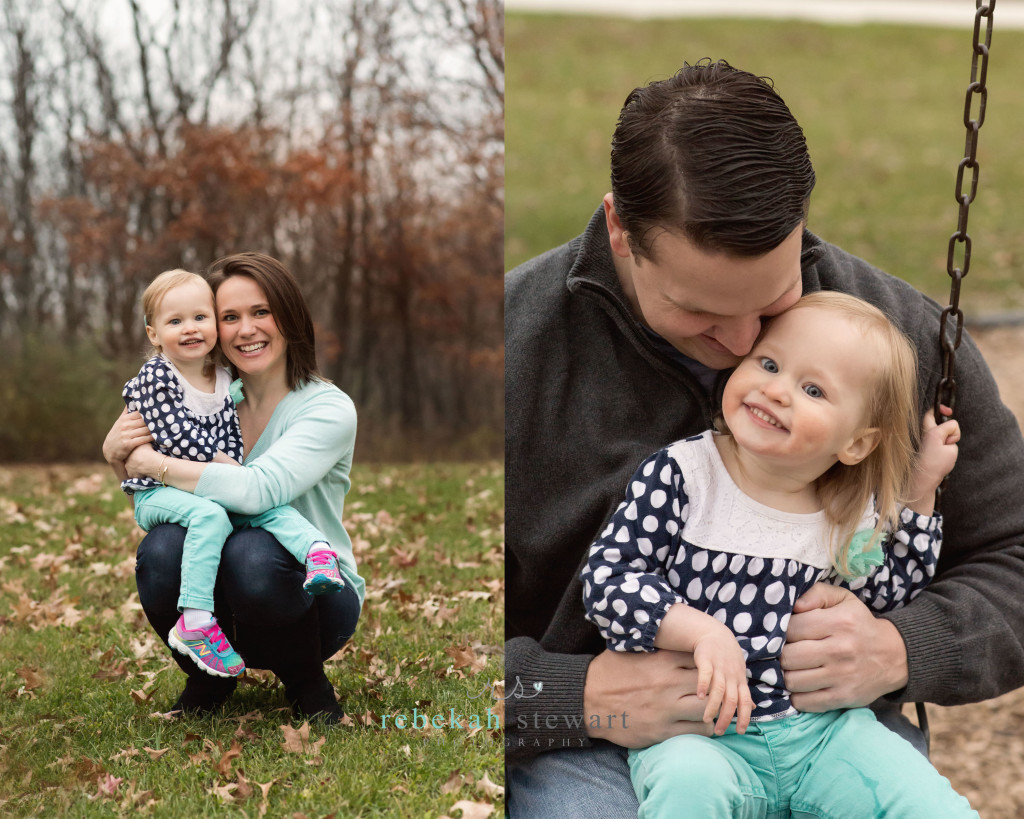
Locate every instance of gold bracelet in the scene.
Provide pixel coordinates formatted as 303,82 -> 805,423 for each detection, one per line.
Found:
158,458 -> 170,486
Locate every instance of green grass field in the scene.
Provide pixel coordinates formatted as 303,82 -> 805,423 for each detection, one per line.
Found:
0,463 -> 504,817
506,13 -> 1024,315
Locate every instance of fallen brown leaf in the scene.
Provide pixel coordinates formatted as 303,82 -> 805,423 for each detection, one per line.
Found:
235,770 -> 254,799
216,739 -> 243,777
95,773 -> 123,799
280,722 -> 312,753
443,800 -> 494,819
441,770 -> 464,795
15,666 -> 45,690
444,645 -> 488,675
477,773 -> 504,799
208,782 -> 237,803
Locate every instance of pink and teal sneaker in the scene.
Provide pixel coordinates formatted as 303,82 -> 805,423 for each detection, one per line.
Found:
168,616 -> 245,678
303,548 -> 346,595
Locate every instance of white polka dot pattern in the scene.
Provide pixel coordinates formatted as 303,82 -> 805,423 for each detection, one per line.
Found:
582,435 -> 943,722
120,356 -> 244,494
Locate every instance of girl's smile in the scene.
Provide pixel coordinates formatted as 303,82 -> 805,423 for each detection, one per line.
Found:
721,305 -> 882,478
145,280 -> 218,368
744,403 -> 786,431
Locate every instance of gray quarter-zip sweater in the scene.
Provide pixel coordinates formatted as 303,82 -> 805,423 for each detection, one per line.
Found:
505,207 -> 1024,761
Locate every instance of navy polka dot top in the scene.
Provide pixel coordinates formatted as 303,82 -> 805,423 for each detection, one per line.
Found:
120,355 -> 244,495
582,431 -> 941,722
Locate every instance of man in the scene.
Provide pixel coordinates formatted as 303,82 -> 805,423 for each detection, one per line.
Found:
505,60 -> 1024,816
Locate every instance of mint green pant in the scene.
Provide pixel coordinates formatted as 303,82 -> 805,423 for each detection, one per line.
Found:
134,486 -> 328,612
629,708 -> 977,818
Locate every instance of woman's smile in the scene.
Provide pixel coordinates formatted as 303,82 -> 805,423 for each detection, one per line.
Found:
215,275 -> 286,378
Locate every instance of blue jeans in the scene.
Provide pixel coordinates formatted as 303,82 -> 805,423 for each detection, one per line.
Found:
134,486 -> 332,612
136,523 -> 360,689
506,703 -> 929,819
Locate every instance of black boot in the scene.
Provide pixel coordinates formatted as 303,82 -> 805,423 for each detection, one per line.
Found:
169,674 -> 237,715
284,670 -> 344,725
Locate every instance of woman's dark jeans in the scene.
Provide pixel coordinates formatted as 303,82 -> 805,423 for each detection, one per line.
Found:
136,523 -> 360,693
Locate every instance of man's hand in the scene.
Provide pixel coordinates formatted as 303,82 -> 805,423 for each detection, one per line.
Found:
782,583 -> 908,711
583,649 -> 713,748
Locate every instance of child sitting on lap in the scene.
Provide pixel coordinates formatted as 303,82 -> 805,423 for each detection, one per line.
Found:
583,291 -> 976,817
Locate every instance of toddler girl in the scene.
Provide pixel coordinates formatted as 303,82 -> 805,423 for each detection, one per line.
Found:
122,269 -> 346,679
583,291 -> 976,816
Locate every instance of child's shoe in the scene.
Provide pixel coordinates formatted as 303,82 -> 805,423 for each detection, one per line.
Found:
303,548 -> 346,595
168,615 -> 245,678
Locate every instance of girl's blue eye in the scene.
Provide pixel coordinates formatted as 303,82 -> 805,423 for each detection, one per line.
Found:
803,384 -> 824,399
169,318 -> 181,325
760,357 -> 778,373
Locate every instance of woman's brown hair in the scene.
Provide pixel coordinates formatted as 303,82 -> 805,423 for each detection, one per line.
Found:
206,252 -> 321,390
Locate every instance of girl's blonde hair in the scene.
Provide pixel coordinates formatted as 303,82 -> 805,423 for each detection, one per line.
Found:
787,292 -> 920,576
141,269 -> 216,369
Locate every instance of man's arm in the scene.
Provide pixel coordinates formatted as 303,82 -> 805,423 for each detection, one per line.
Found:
505,637 -> 710,763
504,637 -> 593,762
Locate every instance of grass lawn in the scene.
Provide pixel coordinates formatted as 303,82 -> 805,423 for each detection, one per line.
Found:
0,462 -> 504,817
506,13 -> 1024,315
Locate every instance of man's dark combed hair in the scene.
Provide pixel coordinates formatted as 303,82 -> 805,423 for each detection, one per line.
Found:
207,252 -> 321,390
610,58 -> 816,259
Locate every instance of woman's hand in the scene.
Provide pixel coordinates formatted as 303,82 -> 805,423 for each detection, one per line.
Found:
102,409 -> 154,465
125,444 -> 163,481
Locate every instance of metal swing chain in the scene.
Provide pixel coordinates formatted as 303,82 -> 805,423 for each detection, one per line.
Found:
916,0 -> 997,753
934,0 -> 996,510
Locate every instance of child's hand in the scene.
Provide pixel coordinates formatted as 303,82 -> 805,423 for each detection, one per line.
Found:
907,405 -> 961,516
692,625 -> 754,736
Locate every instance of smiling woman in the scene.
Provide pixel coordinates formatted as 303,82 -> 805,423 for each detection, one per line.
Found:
212,256 -> 318,390
103,252 -> 363,722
